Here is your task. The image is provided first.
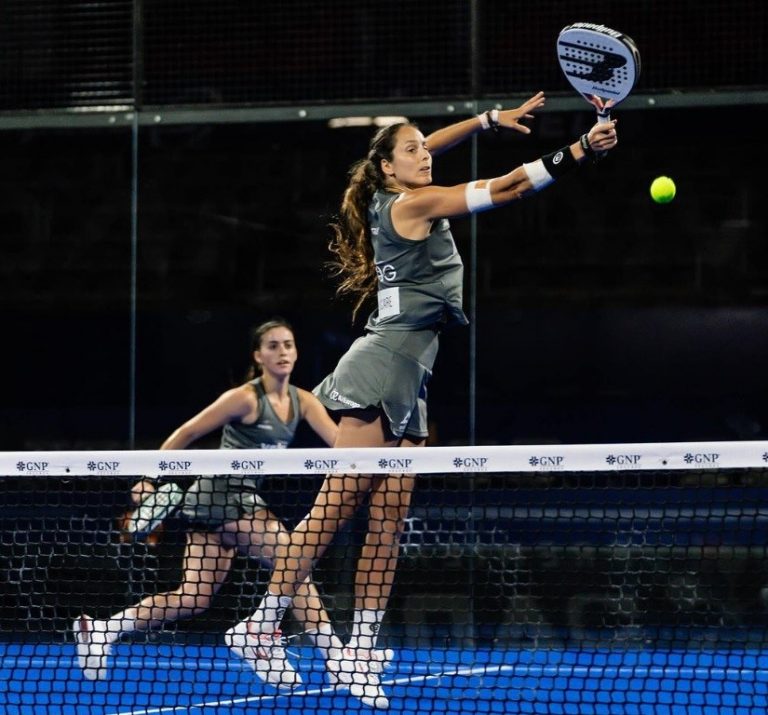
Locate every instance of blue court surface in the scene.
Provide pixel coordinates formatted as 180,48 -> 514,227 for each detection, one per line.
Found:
2,642 -> 767,715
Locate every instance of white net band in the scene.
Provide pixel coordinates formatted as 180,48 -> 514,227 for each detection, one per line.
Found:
2,440 -> 768,477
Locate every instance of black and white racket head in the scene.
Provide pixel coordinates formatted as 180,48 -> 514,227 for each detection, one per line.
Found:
557,23 -> 641,107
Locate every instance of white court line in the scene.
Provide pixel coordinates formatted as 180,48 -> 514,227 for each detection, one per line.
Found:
106,663 -> 519,715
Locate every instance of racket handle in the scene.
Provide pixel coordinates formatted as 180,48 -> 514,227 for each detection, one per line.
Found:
591,112 -> 612,161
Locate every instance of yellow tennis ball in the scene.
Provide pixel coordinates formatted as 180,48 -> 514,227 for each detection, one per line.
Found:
650,176 -> 676,204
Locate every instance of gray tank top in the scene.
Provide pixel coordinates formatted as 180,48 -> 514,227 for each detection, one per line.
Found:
220,378 -> 300,449
365,190 -> 468,332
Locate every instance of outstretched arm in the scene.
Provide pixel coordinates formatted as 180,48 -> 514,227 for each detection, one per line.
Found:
391,119 -> 617,234
425,92 -> 546,157
488,119 -> 617,205
160,387 -> 255,449
129,387 -> 255,506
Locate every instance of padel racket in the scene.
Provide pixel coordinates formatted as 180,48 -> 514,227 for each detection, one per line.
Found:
124,480 -> 185,541
557,22 -> 641,123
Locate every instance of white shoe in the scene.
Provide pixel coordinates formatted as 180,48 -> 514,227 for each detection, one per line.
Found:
368,647 -> 395,674
72,615 -> 112,681
225,622 -> 303,692
326,647 -> 394,682
327,646 -> 390,709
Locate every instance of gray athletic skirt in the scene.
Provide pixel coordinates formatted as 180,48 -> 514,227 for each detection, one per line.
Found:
180,475 -> 268,530
314,328 -> 439,439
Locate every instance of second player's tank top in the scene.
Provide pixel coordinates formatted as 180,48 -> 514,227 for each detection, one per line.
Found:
220,378 -> 300,449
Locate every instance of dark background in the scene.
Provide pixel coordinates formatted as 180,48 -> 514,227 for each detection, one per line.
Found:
2,107 -> 767,450
1,0 -> 766,451
1,0 -> 768,649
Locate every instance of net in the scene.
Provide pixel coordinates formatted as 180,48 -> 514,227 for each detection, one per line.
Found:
1,442 -> 767,714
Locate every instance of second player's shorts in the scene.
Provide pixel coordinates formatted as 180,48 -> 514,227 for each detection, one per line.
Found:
180,475 -> 268,529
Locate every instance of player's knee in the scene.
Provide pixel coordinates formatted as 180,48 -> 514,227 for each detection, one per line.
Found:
370,507 -> 408,532
175,586 -> 214,615
368,513 -> 405,541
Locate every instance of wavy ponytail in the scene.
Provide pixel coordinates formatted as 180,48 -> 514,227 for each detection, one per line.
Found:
328,122 -> 411,321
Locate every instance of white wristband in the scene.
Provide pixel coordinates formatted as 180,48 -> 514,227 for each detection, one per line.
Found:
477,109 -> 500,131
465,180 -> 494,213
522,160 -> 554,191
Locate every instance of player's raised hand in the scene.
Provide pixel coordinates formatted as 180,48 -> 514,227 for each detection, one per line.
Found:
586,119 -> 618,152
496,91 -> 546,134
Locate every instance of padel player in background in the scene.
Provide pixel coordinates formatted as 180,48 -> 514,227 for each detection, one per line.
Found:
226,93 -> 618,709
73,319 -> 347,691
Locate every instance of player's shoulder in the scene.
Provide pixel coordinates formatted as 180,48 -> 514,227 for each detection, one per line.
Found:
397,184 -> 452,209
224,382 -> 259,407
223,382 -> 261,421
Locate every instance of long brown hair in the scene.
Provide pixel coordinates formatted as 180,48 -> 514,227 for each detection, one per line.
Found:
328,122 -> 412,321
245,318 -> 294,380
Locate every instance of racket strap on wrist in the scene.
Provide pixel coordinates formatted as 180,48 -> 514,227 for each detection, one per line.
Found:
579,133 -> 596,158
580,133 -> 605,163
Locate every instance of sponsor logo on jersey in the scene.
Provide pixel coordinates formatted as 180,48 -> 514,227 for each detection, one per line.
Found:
329,390 -> 361,408
375,263 -> 397,282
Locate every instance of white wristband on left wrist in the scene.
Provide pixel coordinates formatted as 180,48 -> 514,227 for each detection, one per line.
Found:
478,109 -> 500,131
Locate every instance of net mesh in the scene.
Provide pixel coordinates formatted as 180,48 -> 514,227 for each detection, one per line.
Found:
1,444 -> 767,713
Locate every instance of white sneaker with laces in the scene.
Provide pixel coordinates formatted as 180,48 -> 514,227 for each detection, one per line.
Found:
327,646 -> 394,681
225,622 -> 303,691
327,646 -> 390,709
72,615 -> 112,681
